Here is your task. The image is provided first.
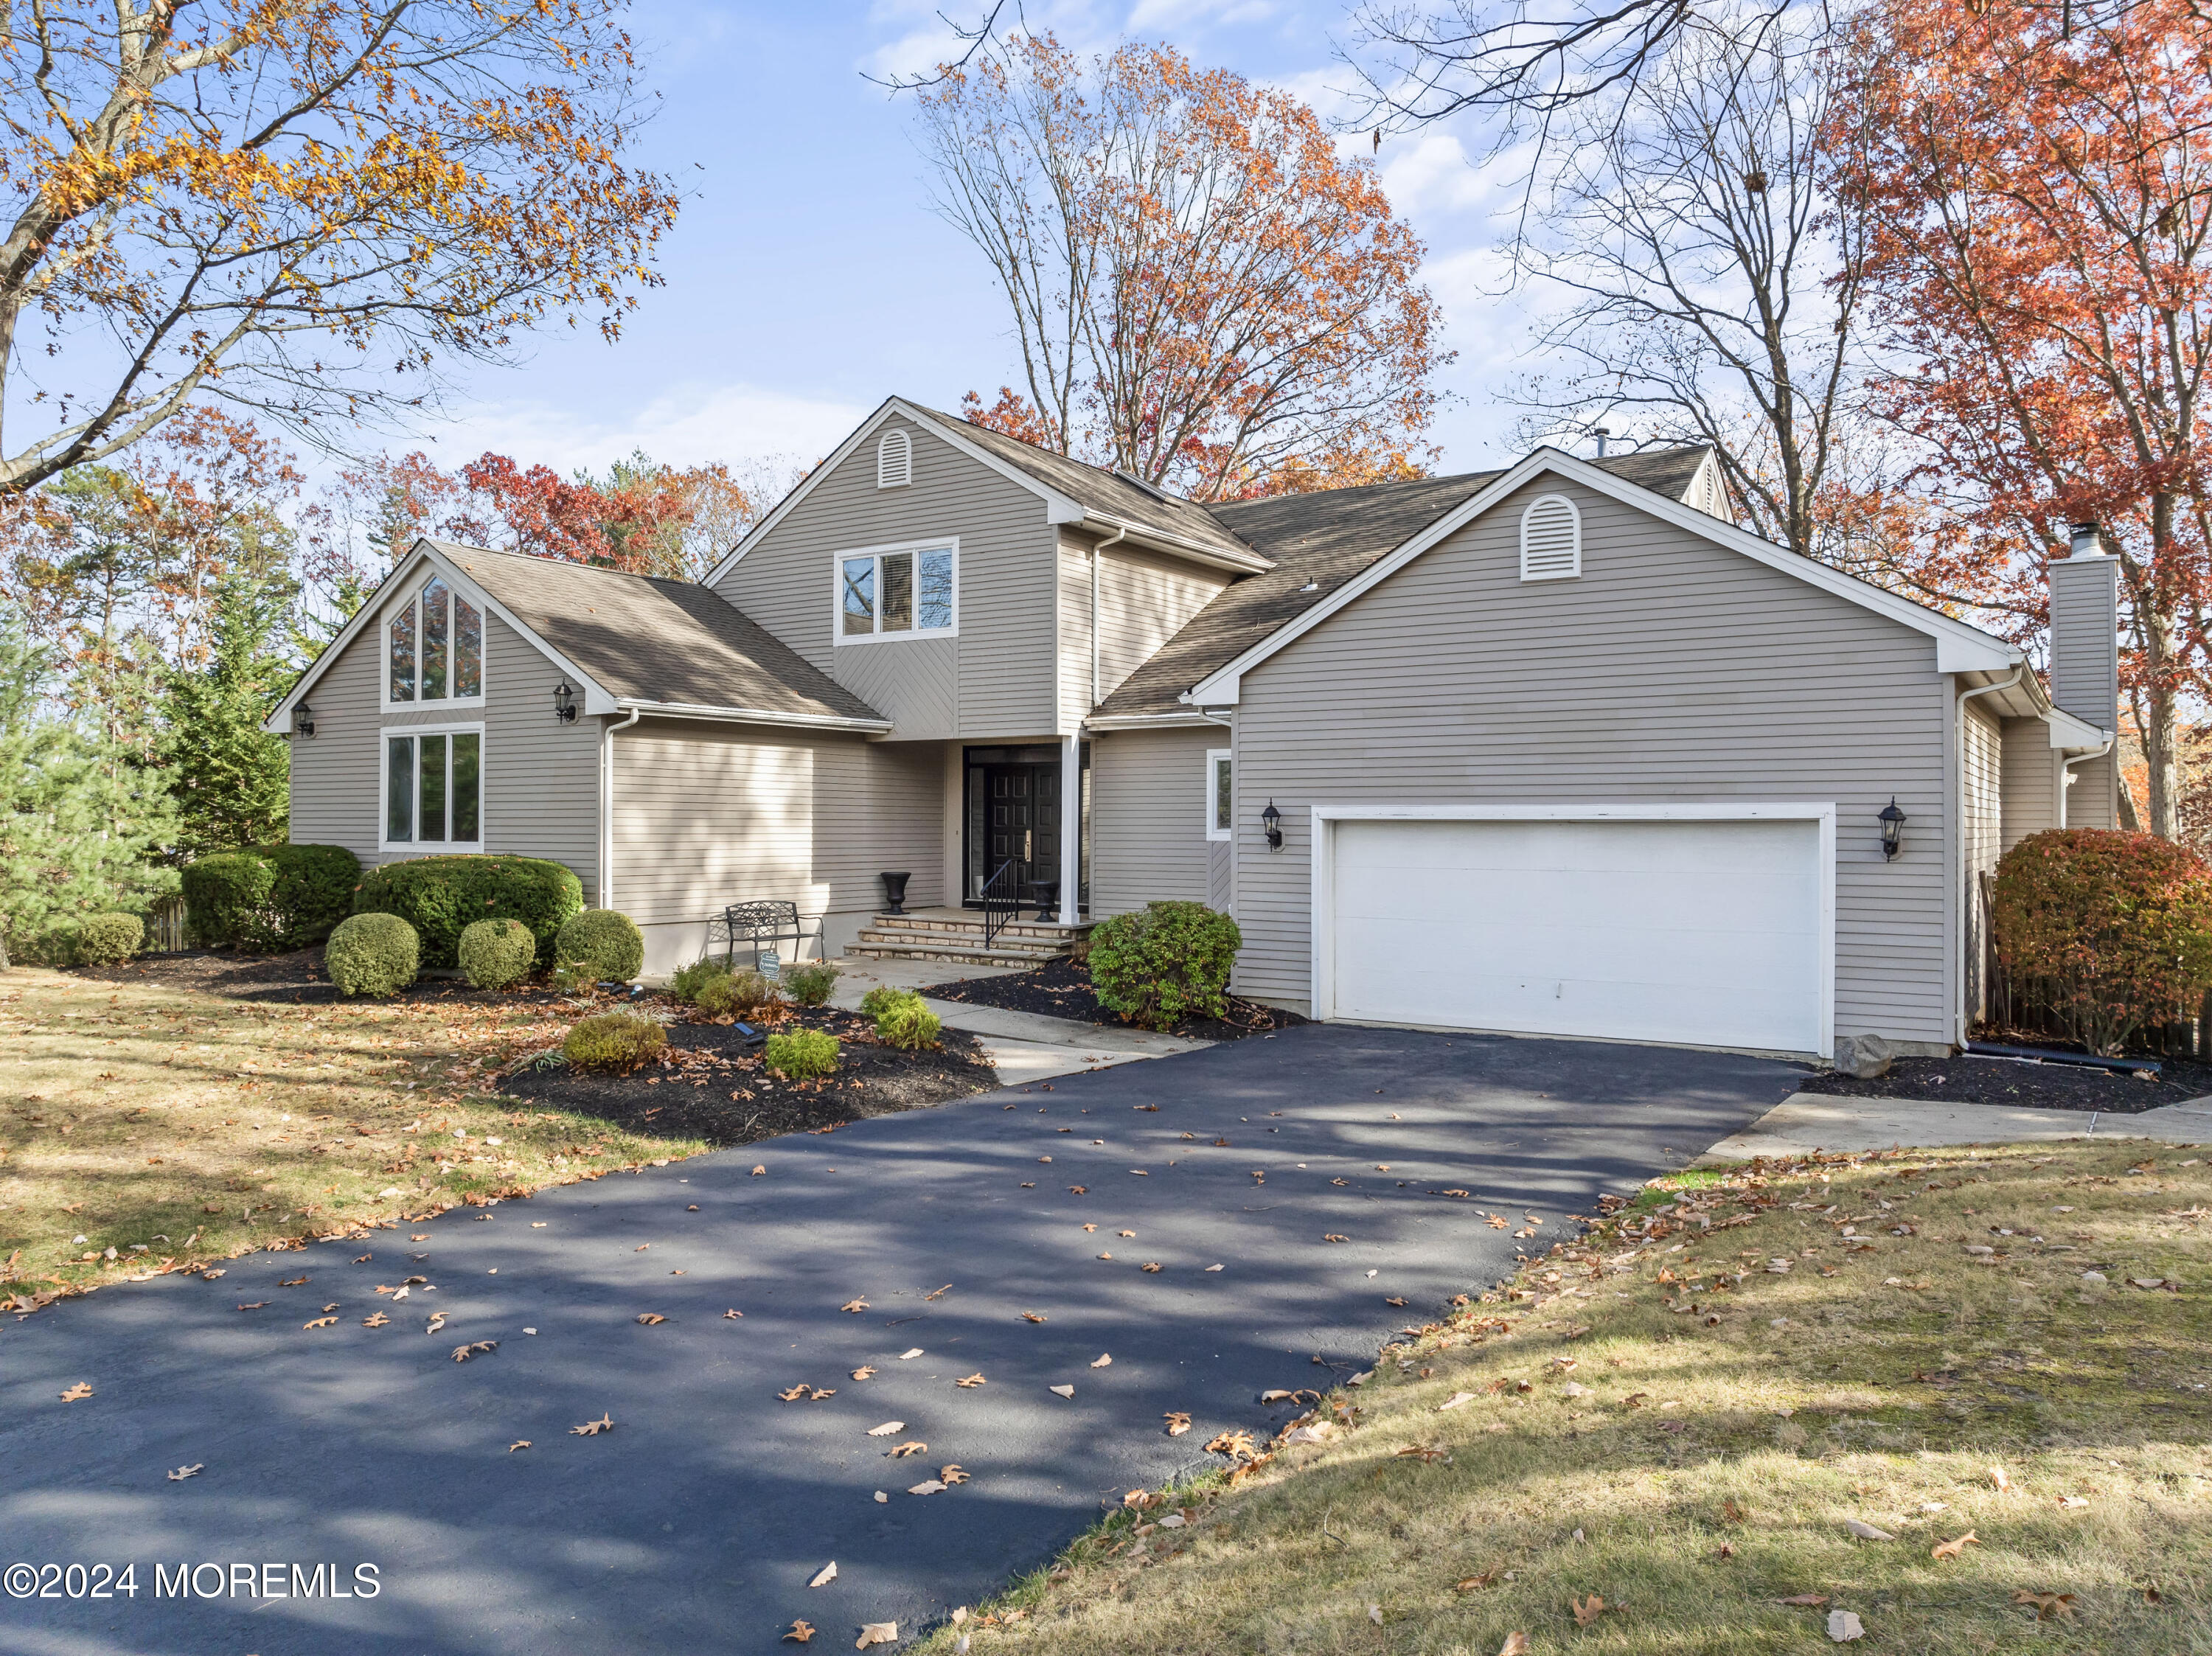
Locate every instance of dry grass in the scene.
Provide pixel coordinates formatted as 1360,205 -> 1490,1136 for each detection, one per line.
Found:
928,1139 -> 2212,1654
0,965 -> 703,1309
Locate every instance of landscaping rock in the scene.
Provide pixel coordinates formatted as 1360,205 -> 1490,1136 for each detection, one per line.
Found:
1833,1033 -> 1895,1079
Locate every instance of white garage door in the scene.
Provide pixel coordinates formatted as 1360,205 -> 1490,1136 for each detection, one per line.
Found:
1326,815 -> 1826,1053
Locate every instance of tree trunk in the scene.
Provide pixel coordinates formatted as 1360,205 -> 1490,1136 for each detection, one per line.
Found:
2143,605 -> 2183,840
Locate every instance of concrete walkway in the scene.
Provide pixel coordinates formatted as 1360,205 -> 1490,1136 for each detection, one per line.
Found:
829,953 -> 1211,1086
1697,1090 -> 2212,1163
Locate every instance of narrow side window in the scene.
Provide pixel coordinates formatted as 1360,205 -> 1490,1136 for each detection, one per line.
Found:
1206,749 -> 1232,841
454,596 -> 482,697
421,578 -> 450,700
388,602 -> 415,701
386,736 -> 414,841
841,557 -> 875,634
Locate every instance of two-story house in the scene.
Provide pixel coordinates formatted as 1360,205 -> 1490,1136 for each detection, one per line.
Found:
270,397 -> 2118,1060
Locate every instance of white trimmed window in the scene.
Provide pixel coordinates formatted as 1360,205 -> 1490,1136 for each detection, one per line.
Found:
1206,749 -> 1232,841
837,541 -> 957,643
1520,494 -> 1582,582
383,725 -> 483,850
386,575 -> 484,706
877,428 -> 913,489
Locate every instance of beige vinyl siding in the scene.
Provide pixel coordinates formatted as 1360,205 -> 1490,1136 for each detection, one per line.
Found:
1090,726 -> 1218,916
1231,476 -> 1955,1047
2048,556 -> 2119,828
2000,717 -> 2059,851
714,412 -> 1060,739
288,605 -> 600,896
609,720 -> 942,960
1963,700 -> 2003,1021
1057,530 -> 1234,723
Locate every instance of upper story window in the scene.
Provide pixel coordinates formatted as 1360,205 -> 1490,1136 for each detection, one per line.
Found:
838,541 -> 957,644
877,429 -> 912,489
389,575 -> 483,703
1519,494 -> 1582,582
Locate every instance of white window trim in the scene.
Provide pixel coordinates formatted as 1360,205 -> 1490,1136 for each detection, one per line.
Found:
1519,493 -> 1582,582
1205,748 -> 1232,841
1305,801 -> 1836,1054
378,720 -> 487,855
877,428 -> 913,489
379,574 -> 488,713
831,538 -> 961,646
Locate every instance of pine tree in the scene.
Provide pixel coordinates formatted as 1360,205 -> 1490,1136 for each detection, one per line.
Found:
161,569 -> 293,856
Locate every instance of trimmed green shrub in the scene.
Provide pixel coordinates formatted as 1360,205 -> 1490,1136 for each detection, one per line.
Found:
782,961 -> 841,1006
326,912 -> 420,998
669,956 -> 731,1004
1992,827 -> 2212,1056
183,843 -> 362,950
859,984 -> 905,1020
696,968 -> 779,1019
872,990 -> 941,1051
74,912 -> 143,965
563,1010 -> 667,1071
353,855 -> 584,970
1088,900 -> 1243,1030
458,917 -> 538,989
554,908 -> 645,983
765,1027 -> 839,1079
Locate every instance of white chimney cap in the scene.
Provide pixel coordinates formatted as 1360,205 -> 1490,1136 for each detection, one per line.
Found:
2067,521 -> 2108,557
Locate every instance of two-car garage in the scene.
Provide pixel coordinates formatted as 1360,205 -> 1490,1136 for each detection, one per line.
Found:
1313,807 -> 1834,1056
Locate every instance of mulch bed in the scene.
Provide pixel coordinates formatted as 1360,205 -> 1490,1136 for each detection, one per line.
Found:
1798,1050 -> 2212,1115
917,958 -> 1304,1041
71,947 -> 573,1009
497,1006 -> 1001,1146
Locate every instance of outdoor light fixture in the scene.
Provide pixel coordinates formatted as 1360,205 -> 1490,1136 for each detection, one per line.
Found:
1261,799 -> 1284,852
553,681 -> 577,724
1879,797 -> 1907,861
291,702 -> 314,739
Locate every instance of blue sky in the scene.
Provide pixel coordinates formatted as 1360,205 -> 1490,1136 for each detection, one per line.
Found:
418,0 -> 1539,486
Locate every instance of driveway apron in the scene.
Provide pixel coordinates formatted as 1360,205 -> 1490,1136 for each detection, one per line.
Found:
0,1023 -> 1801,1655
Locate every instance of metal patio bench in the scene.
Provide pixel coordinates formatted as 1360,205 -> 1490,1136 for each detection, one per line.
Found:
709,900 -> 821,970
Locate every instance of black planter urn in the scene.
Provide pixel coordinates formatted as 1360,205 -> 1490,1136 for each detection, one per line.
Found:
880,872 -> 913,916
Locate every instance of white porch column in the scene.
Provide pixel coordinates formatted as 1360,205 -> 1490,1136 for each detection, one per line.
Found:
1059,734 -> 1081,923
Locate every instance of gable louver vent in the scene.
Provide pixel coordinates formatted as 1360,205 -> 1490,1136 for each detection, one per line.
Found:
1519,493 -> 1582,582
877,428 -> 912,490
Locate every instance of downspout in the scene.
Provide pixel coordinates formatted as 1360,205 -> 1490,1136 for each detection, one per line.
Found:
2059,732 -> 2116,829
1089,522 -> 1127,712
1952,667 -> 2022,1045
599,705 -> 643,911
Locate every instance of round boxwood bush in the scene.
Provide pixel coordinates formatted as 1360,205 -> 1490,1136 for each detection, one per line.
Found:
458,917 -> 538,989
74,912 -> 143,965
1992,827 -> 2212,1056
563,1010 -> 666,1071
554,909 -> 644,984
353,855 -> 584,971
1088,900 -> 1243,1030
326,912 -> 420,998
765,1027 -> 838,1080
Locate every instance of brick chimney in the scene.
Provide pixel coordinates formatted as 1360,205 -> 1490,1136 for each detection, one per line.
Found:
2048,523 -> 2119,827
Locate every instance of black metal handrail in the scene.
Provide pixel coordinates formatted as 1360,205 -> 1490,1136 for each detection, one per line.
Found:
978,858 -> 1023,948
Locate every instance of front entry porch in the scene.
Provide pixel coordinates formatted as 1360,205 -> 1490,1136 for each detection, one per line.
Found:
849,906 -> 1095,969
960,742 -> 1089,922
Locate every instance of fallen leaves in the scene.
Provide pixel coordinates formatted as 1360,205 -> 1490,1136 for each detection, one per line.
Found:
236,1301 -> 267,1311
1205,1430 -> 1259,1461
956,1373 -> 986,1388
783,1620 -> 815,1643
636,1313 -> 667,1326
852,1365 -> 877,1381
1021,1311 -> 1048,1323
887,1441 -> 928,1458
1844,1519 -> 1895,1541
1323,1234 -> 1349,1243
1395,1444 -> 1447,1462
1572,1593 -> 1606,1627
865,1422 -> 907,1436
571,1414 -> 615,1436
167,1464 -> 203,1481
1438,1392 -> 1478,1411
1453,1570 -> 1498,1592
907,1479 -> 947,1495
807,1562 -> 838,1588
59,1381 -> 93,1402
855,1624 -> 897,1649
302,1316 -> 338,1330
362,1312 -> 390,1328
451,1340 -> 498,1362
2013,1590 -> 2078,1623
1048,1384 -> 1076,1398
1930,1531 -> 1980,1560
1775,1593 -> 1829,1607
1385,1296 -> 1408,1307
1498,1635 -> 1531,1656
725,1309 -> 744,1320
781,1385 -> 838,1402
1828,1609 -> 1865,1641
1091,1354 -> 1113,1368
940,1464 -> 969,1484
841,1298 -> 869,1314
280,1276 -> 308,1287
1164,1411 -> 1192,1435
1141,1262 -> 1162,1273
752,1165 -> 766,1177
508,1441 -> 532,1453
1487,1215 -> 1510,1229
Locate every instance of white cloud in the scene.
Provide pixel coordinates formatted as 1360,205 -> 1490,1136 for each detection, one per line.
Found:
419,382 -> 872,475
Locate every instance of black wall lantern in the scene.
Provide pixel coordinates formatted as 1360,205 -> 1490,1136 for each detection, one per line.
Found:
1879,796 -> 1907,861
1261,799 -> 1284,852
553,681 -> 577,724
291,701 -> 314,739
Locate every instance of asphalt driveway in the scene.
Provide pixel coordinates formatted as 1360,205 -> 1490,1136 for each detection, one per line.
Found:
0,1024 -> 1804,1655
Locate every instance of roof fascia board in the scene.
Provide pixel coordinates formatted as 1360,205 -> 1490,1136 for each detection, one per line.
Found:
615,697 -> 894,734
706,398 -> 1084,585
1075,514 -> 1272,574
2045,706 -> 2111,750
1084,711 -> 1220,731
1183,448 -> 2021,705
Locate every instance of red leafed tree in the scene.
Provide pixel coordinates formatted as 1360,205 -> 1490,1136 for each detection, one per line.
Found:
918,35 -> 1447,501
1834,0 -> 2212,837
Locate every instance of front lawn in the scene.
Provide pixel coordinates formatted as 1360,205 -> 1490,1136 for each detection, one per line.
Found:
0,964 -> 700,1311
928,1139 -> 2212,1654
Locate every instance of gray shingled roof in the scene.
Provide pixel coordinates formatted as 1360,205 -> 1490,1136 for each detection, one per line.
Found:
427,540 -> 888,725
903,404 -> 1265,567
1093,445 -> 1713,718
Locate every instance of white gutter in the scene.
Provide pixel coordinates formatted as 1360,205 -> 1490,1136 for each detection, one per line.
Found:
608,698 -> 893,735
1088,523 -> 1127,711
1079,512 -> 1270,575
1958,665 -> 2023,714
1084,711 -> 1219,731
598,706 -> 642,911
